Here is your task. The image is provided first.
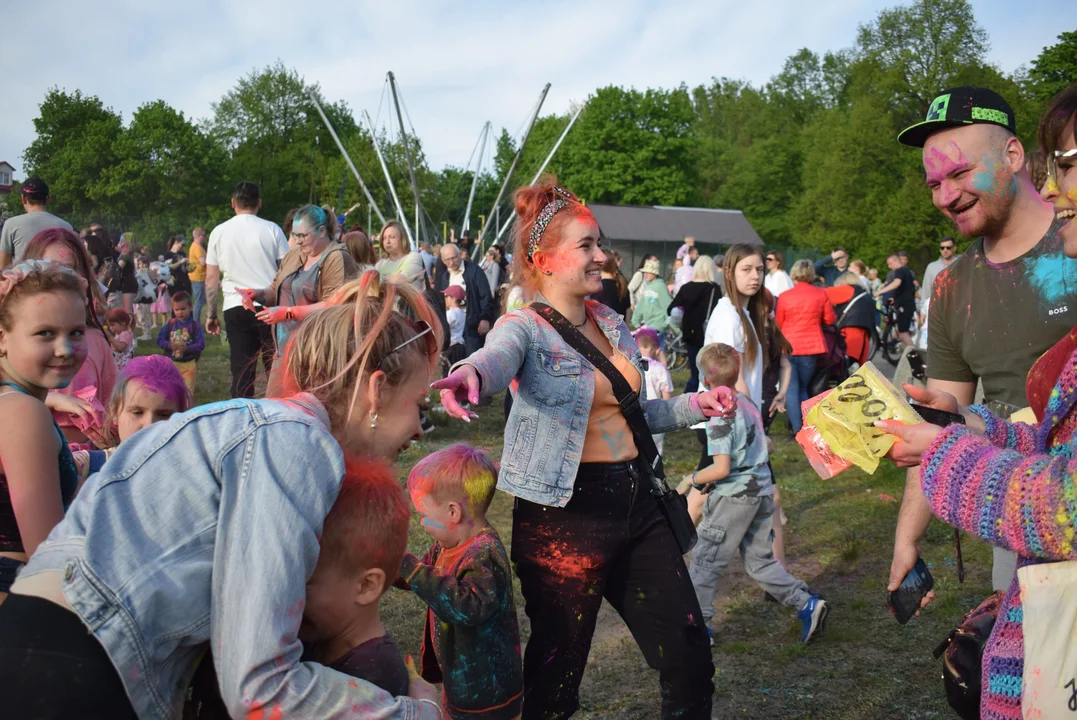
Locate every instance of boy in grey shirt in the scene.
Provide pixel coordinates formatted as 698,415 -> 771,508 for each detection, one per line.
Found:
680,343 -> 829,645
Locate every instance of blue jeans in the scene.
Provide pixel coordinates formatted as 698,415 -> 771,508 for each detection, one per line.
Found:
787,354 -> 818,433
191,281 -> 206,324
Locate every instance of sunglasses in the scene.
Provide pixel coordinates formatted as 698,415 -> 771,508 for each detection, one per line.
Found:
379,319 -> 436,369
1046,149 -> 1077,193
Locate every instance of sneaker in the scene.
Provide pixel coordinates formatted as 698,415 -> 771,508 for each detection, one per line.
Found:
798,595 -> 829,644
706,626 -> 714,647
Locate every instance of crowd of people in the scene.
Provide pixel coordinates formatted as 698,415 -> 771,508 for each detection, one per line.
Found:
0,81 -> 1071,720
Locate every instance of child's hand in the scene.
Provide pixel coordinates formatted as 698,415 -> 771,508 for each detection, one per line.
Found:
676,477 -> 693,495
405,654 -> 443,708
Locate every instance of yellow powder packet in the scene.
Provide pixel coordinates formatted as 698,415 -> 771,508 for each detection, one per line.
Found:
804,362 -> 921,474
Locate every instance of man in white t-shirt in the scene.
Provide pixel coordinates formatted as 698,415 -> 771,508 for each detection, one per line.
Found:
204,182 -> 289,398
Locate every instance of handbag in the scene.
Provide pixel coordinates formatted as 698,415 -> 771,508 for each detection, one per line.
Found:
932,590 -> 1004,720
532,303 -> 697,554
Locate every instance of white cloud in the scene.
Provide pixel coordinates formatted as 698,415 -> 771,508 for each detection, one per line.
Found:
0,0 -> 1058,176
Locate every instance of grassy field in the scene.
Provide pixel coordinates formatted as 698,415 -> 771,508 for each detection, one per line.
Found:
180,336 -> 989,719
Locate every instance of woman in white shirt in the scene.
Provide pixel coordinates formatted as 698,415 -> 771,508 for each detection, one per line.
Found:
374,220 -> 426,291
764,250 -> 794,297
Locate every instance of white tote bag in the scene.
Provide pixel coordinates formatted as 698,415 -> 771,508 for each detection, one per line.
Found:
1020,560 -> 1077,719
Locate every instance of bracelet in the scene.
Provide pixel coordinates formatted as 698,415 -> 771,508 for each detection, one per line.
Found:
690,472 -> 707,492
415,698 -> 444,719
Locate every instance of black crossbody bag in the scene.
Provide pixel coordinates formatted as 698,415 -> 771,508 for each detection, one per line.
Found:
532,303 -> 698,554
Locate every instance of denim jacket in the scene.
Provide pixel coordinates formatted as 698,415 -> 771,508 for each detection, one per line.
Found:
457,300 -> 704,507
20,395 -> 436,720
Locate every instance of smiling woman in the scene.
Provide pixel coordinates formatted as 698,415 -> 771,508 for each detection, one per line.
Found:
432,176 -> 738,719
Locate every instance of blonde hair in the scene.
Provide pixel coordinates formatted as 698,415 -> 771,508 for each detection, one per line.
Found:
281,270 -> 441,431
698,343 -> 741,389
835,271 -> 861,287
408,443 -> 498,517
692,255 -> 719,284
789,259 -> 816,284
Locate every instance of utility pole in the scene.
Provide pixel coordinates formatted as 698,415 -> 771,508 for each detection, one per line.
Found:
309,92 -> 385,225
462,121 -> 490,237
362,109 -> 412,245
476,83 -> 550,259
388,72 -> 427,251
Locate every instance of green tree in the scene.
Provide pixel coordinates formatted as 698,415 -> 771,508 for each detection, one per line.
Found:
92,100 -> 228,245
1027,31 -> 1077,103
21,88 -> 123,224
854,0 -> 989,123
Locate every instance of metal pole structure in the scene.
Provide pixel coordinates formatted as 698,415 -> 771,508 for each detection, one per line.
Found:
362,110 -> 413,245
388,72 -> 427,251
309,93 -> 385,225
475,83 -> 550,259
462,121 -> 490,237
492,102 -> 586,245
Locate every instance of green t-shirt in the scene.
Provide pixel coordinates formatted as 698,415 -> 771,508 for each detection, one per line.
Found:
929,217 -> 1076,409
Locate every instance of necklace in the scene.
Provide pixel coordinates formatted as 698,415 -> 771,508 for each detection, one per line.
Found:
573,315 -> 588,329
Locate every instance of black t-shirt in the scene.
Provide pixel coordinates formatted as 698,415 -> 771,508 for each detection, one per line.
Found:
329,633 -> 410,698
169,250 -> 192,294
885,267 -> 917,305
592,278 -> 630,317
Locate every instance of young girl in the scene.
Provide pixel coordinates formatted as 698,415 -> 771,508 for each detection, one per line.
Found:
0,260 -> 89,593
635,328 -> 673,455
442,284 -> 467,370
105,308 -> 135,370
70,355 -> 192,483
23,229 -> 117,445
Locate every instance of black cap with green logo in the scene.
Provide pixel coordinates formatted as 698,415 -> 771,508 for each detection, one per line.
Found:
897,86 -> 1017,148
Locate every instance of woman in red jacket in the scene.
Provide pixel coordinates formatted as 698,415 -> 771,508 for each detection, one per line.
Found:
776,259 -> 836,433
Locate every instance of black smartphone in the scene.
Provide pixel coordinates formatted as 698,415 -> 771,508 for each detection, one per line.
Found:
912,404 -> 966,427
888,558 -> 934,624
252,303 -> 264,312
906,349 -> 928,382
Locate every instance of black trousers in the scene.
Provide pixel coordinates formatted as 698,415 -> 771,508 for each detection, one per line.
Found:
512,459 -> 714,720
0,594 -> 138,718
223,306 -> 274,399
685,342 -> 701,393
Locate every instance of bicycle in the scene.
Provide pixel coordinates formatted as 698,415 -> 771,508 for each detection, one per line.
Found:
664,326 -> 688,372
875,301 -> 921,365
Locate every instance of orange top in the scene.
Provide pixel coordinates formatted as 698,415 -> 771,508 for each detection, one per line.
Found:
581,348 -> 642,463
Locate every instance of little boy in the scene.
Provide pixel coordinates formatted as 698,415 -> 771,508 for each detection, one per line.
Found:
635,328 -> 673,454
681,343 -> 829,645
157,291 -> 204,394
441,285 -> 467,370
135,257 -> 155,338
399,444 -> 522,720
184,456 -> 413,719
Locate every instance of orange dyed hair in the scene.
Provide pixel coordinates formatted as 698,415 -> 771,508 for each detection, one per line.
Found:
511,174 -> 596,291
407,443 -> 498,517
318,454 -> 411,594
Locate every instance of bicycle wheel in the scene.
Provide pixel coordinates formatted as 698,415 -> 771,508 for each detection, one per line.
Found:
881,322 -> 902,365
868,326 -> 881,361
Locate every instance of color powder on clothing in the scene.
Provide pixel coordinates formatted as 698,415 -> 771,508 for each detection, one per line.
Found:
1027,254 -> 1077,305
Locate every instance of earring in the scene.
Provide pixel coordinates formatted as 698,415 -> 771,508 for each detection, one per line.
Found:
542,270 -> 553,276
369,411 -> 378,430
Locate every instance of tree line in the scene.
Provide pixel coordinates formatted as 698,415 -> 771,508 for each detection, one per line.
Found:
4,0 -> 1075,270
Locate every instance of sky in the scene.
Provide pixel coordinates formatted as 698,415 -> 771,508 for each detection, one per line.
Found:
1,0 -> 1061,178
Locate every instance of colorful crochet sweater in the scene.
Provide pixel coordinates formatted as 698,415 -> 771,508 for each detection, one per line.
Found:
921,348 -> 1077,720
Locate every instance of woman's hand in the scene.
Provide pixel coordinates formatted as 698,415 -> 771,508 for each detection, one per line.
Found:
430,367 -> 481,423
876,420 -> 943,468
236,288 -> 257,312
697,386 -> 737,419
769,392 -> 787,417
255,306 -> 292,325
903,384 -> 959,414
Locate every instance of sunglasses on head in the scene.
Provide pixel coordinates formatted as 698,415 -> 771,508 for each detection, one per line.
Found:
378,319 -> 436,369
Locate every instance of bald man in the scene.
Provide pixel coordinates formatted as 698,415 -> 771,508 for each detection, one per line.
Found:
889,87 -> 1072,599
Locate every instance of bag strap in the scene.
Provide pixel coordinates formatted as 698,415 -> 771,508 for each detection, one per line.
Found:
836,289 -> 868,327
532,303 -> 666,481
703,285 -> 718,328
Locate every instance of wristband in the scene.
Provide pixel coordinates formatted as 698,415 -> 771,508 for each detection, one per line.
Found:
690,473 -> 708,492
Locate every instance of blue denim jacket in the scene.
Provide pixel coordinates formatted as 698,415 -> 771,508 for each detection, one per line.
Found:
20,395 -> 435,720
458,301 -> 703,507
